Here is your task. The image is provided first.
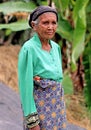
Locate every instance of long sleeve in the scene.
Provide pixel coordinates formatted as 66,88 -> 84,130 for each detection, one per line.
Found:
18,46 -> 37,116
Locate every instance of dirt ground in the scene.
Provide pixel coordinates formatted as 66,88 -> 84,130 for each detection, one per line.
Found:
0,45 -> 91,130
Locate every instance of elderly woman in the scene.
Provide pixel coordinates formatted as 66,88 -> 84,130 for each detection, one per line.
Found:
18,6 -> 67,130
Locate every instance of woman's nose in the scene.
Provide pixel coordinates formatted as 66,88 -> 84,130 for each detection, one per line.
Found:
48,24 -> 53,29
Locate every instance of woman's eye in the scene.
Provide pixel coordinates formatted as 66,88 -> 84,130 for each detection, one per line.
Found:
52,21 -> 57,25
42,21 -> 57,25
43,21 -> 49,25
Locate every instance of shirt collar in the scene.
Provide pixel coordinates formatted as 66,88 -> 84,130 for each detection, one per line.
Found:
33,33 -> 52,48
33,33 -> 42,47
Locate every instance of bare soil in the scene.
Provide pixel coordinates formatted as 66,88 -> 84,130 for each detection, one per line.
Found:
0,45 -> 91,130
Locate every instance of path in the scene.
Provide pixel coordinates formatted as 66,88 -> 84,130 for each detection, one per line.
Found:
0,83 -> 86,130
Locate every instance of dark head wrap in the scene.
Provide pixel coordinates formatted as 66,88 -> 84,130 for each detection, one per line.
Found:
28,5 -> 58,27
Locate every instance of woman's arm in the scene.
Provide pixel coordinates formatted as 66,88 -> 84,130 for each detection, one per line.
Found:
18,46 -> 40,128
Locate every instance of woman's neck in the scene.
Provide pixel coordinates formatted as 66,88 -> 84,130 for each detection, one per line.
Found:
39,37 -> 51,51
40,37 -> 49,45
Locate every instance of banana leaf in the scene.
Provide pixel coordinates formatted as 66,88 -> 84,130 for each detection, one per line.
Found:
60,0 -> 69,11
71,0 -> 89,69
54,0 -> 70,12
62,73 -> 73,94
0,20 -> 30,31
0,1 -> 36,14
86,1 -> 91,32
57,16 -> 73,42
0,1 -> 36,31
83,40 -> 91,108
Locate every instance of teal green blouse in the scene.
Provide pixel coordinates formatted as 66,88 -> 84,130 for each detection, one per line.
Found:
18,33 -> 63,117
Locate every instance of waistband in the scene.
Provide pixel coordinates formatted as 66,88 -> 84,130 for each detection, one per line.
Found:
33,76 -> 60,89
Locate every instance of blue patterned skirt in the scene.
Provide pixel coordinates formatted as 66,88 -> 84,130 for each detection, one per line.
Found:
33,79 -> 67,130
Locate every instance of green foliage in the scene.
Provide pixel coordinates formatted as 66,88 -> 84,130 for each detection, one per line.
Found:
73,0 -> 88,26
57,16 -> 73,42
54,0 -> 69,16
0,20 -> 29,31
83,40 -> 91,109
62,73 -> 73,94
0,1 -> 36,14
86,1 -> 91,32
72,0 -> 89,67
54,0 -> 89,71
60,0 -> 69,11
0,1 -> 36,31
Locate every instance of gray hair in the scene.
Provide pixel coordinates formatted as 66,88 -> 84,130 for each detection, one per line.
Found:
32,18 -> 39,25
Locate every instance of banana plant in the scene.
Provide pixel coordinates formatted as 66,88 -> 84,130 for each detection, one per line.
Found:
54,0 -> 89,70
83,39 -> 91,109
0,1 -> 36,31
53,0 -> 91,109
83,0 -> 91,109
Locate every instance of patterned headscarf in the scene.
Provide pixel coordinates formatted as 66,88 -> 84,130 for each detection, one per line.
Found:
28,5 -> 58,27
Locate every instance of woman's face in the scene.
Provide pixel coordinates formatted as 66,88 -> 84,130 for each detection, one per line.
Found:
34,12 -> 57,41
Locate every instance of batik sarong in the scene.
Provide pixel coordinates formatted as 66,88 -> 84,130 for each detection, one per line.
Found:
33,79 -> 67,130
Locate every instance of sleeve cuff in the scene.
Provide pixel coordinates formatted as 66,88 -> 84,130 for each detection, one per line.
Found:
24,112 -> 40,128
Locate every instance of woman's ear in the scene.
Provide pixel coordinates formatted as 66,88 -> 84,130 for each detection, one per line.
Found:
31,21 -> 37,31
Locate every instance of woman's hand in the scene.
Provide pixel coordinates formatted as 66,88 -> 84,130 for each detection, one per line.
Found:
29,125 -> 40,130
34,76 -> 41,81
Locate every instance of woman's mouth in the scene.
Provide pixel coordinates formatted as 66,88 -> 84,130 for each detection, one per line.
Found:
47,32 -> 54,35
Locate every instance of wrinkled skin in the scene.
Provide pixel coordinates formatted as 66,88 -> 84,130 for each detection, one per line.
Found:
31,12 -> 57,44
